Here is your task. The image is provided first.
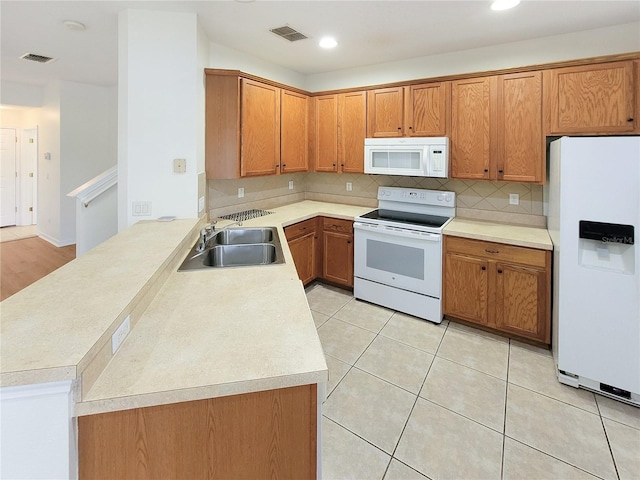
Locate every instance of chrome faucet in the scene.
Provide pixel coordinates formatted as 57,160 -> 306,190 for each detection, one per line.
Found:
195,219 -> 244,252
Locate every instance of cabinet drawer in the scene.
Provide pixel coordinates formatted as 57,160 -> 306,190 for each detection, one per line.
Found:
284,218 -> 317,241
322,217 -> 353,234
445,236 -> 547,268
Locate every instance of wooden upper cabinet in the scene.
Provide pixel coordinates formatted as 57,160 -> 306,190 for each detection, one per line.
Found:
281,89 -> 309,173
241,79 -> 281,177
367,87 -> 404,137
405,82 -> 450,137
315,91 -> 366,173
450,76 -> 493,180
497,71 -> 543,183
544,61 -> 637,134
315,95 -> 339,172
338,91 -> 367,173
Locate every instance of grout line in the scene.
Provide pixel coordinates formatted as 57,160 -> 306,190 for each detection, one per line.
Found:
507,382 -> 600,416
504,436 -> 609,480
595,396 -> 622,480
501,340 -> 512,479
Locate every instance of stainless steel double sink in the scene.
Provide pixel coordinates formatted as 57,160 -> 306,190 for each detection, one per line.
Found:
178,227 -> 285,271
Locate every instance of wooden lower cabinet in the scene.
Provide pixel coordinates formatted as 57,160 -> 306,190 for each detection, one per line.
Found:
284,218 -> 320,286
443,236 -> 551,344
78,385 -> 317,480
285,216 -> 354,288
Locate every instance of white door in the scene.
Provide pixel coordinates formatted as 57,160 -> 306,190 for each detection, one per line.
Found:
20,128 -> 37,225
0,128 -> 17,227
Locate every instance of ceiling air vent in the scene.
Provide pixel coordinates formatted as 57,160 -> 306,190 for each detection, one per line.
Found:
20,52 -> 55,64
269,25 -> 308,42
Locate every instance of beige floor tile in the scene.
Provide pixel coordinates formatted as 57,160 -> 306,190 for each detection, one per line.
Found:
379,312 -> 447,354
312,310 -> 330,329
395,398 -> 503,480
503,437 -> 600,480
356,336 -> 434,394
0,224 -> 37,243
448,321 -> 509,344
510,339 -> 552,357
333,298 -> 394,333
420,357 -> 506,432
306,283 -> 352,316
597,395 -> 640,429
317,318 -> 376,365
323,368 -> 416,454
603,418 -> 640,480
437,327 -> 509,379
505,384 -> 617,479
321,416 -> 390,480
325,354 -> 351,397
383,459 -> 428,480
509,343 -> 598,413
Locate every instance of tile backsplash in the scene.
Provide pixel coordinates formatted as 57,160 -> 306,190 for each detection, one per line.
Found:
208,173 -> 545,226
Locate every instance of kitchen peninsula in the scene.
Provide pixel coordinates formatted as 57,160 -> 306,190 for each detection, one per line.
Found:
0,200 -> 371,479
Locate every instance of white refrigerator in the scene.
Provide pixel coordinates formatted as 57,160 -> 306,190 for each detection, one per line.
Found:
546,136 -> 640,406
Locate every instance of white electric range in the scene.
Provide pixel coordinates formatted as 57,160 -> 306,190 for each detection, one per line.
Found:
353,187 -> 456,323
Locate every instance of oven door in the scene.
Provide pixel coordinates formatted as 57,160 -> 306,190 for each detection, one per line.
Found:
354,222 -> 442,297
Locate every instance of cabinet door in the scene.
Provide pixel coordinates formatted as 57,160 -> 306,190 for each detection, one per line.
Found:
281,90 -> 309,173
338,91 -> 367,173
444,253 -> 489,325
497,72 -> 543,183
315,95 -> 338,172
288,231 -> 317,285
241,79 -> 281,177
405,82 -> 450,137
451,77 -> 494,180
367,87 -> 404,137
545,61 -> 636,134
323,231 -> 353,287
495,262 -> 548,343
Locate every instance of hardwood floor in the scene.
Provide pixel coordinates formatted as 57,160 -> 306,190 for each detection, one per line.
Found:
0,237 -> 76,301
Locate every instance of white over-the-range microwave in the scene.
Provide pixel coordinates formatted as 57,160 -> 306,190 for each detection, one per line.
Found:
364,137 -> 449,178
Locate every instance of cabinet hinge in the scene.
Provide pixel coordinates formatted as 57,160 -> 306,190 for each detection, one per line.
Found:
29,207 -> 33,212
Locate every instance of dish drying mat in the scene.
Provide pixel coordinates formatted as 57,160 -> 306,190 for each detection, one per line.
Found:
219,209 -> 275,222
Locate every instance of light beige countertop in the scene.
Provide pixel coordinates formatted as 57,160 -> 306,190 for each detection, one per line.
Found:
444,218 -> 552,250
0,218 -> 202,388
0,200 -> 371,415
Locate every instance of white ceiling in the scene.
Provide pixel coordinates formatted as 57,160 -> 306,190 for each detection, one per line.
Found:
1,0 -> 639,88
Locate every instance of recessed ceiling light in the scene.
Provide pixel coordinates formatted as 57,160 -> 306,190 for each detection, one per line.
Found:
319,37 -> 338,49
491,0 -> 520,10
63,20 -> 86,31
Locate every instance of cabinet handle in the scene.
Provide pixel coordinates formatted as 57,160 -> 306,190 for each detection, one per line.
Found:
483,169 -> 489,173
481,266 -> 486,271
498,169 -> 503,174
485,249 -> 499,254
498,269 -> 503,274
628,118 -> 634,122
347,240 -> 351,244
408,126 -> 413,130
397,127 -> 402,130
341,163 -> 345,167
282,164 -> 287,167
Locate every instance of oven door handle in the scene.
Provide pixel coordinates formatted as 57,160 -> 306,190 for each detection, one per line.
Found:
354,222 -> 441,242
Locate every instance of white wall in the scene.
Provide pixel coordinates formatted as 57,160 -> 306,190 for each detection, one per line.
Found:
59,81 -> 117,245
34,83 -> 62,245
0,81 -> 42,108
209,41 -> 305,89
305,22 -> 640,91
118,9 -> 200,229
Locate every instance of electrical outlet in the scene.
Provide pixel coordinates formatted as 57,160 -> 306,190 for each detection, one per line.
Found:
238,187 -> 245,198
198,196 -> 205,212
346,182 -> 353,191
289,180 -> 294,190
509,193 -> 520,205
111,315 -> 131,354
173,158 -> 186,173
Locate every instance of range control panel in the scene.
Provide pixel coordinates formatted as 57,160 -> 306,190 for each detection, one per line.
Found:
378,187 -> 455,206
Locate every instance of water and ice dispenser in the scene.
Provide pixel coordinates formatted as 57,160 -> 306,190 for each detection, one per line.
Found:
578,221 -> 635,274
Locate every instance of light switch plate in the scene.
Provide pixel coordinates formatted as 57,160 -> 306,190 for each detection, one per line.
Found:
346,182 -> 353,191
509,193 -> 520,205
132,201 -> 152,216
111,315 -> 131,354
238,187 -> 245,198
173,158 -> 187,173
289,180 -> 294,190
198,196 -> 205,212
